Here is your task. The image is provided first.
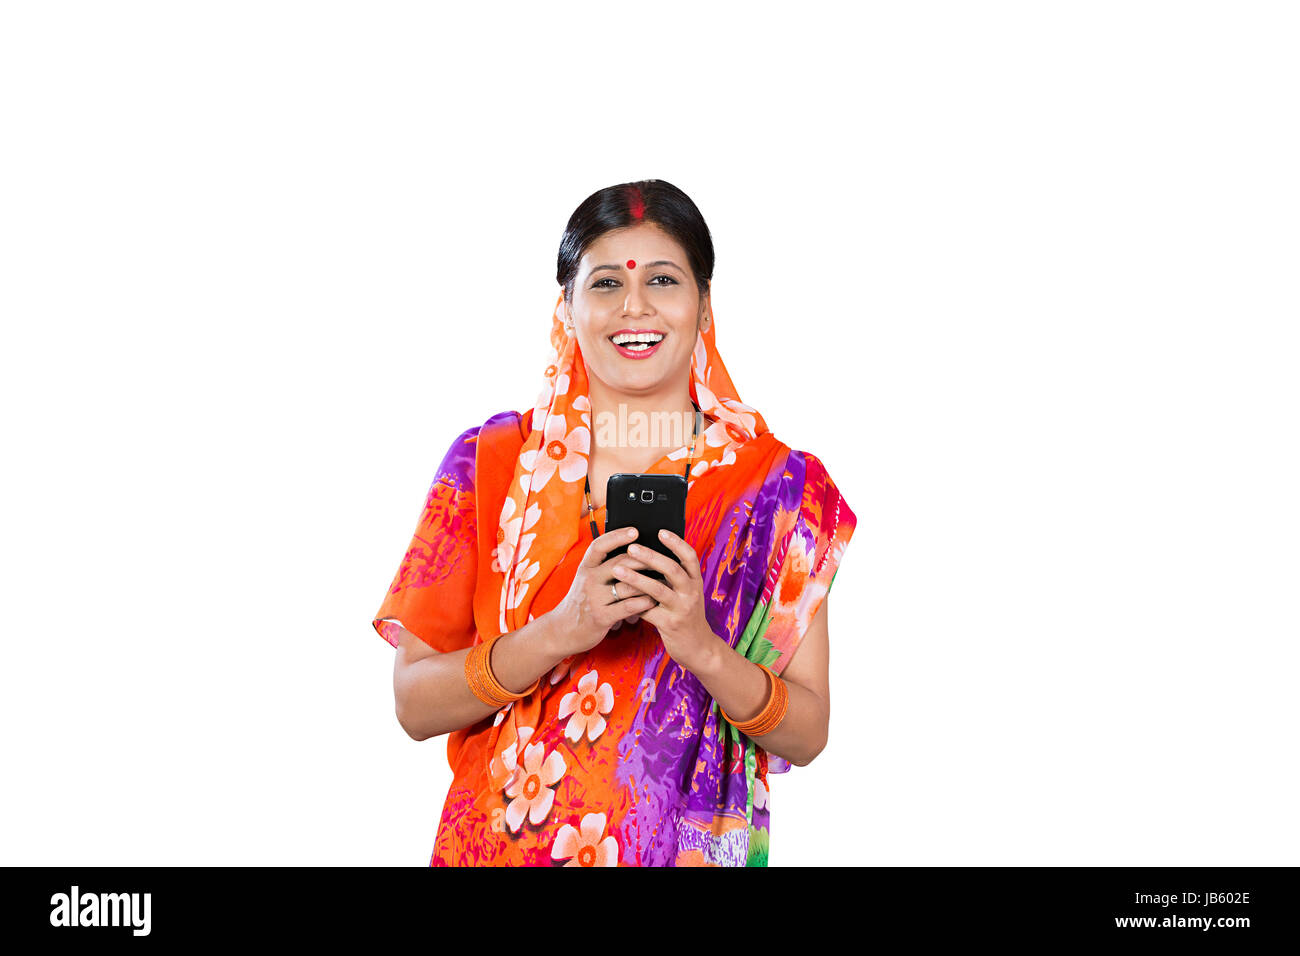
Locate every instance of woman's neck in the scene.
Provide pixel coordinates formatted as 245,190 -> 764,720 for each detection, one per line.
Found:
587,379 -> 694,418
586,382 -> 698,450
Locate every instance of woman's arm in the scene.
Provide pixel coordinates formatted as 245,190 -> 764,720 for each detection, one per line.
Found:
690,597 -> 831,767
392,614 -> 570,741
392,526 -> 659,741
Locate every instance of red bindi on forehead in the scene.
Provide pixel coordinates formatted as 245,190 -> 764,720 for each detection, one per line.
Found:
626,259 -> 636,270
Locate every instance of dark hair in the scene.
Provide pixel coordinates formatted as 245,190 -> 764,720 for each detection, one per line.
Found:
556,180 -> 714,304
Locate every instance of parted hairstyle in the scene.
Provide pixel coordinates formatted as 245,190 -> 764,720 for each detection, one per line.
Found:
556,179 -> 715,304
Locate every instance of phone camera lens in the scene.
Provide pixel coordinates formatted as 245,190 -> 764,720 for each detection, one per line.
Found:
640,490 -> 655,503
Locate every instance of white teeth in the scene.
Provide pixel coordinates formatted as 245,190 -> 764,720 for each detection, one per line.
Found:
611,332 -> 665,346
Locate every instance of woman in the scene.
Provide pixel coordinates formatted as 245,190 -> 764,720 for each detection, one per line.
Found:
371,180 -> 856,866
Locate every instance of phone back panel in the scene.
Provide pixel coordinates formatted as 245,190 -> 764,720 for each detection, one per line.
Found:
603,473 -> 688,582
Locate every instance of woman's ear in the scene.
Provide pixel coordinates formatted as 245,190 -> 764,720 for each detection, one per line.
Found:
697,288 -> 711,332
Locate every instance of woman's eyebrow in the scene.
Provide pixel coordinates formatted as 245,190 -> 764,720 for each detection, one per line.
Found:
590,259 -> 683,275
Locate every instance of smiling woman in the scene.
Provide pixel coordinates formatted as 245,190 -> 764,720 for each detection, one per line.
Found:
370,179 -> 856,867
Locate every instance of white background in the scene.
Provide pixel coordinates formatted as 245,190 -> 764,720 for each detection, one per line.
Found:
2,1 -> 1296,866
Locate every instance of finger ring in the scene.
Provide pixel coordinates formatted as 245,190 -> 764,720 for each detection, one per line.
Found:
611,582 -> 620,601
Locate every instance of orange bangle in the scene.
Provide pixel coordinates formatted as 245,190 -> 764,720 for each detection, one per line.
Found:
718,662 -> 789,737
464,632 -> 541,708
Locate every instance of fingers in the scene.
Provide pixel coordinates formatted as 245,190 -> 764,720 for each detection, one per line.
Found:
610,565 -> 671,605
595,551 -> 653,583
623,540 -> 690,590
603,564 -> 652,603
582,526 -> 639,567
652,530 -> 701,581
622,601 -> 651,625
602,595 -> 656,630
624,596 -> 656,618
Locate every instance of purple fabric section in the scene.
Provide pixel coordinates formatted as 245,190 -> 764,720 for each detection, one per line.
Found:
440,421 -> 483,493
751,450 -> 808,776
612,445 -> 806,864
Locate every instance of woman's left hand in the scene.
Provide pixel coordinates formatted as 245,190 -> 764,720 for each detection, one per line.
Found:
611,530 -> 718,673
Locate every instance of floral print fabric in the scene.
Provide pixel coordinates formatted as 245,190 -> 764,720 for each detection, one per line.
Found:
372,292 -> 856,865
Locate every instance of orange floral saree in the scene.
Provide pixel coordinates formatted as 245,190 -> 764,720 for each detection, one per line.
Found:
372,292 -> 856,866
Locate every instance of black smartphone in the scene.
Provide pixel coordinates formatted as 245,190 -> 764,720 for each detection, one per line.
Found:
603,473 -> 688,584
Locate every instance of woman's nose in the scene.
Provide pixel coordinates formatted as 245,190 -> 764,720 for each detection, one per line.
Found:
622,281 -> 646,313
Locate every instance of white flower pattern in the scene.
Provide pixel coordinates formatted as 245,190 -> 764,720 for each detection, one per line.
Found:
518,413 -> 589,494
504,740 -> 567,833
551,812 -> 618,866
559,669 -> 615,744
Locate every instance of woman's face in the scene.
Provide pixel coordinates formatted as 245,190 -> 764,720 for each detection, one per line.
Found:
565,221 -> 709,400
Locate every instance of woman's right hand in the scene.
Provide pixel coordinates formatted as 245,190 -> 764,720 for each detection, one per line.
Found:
548,526 -> 658,657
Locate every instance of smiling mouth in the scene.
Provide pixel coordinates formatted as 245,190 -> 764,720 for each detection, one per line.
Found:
609,331 -> 666,353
